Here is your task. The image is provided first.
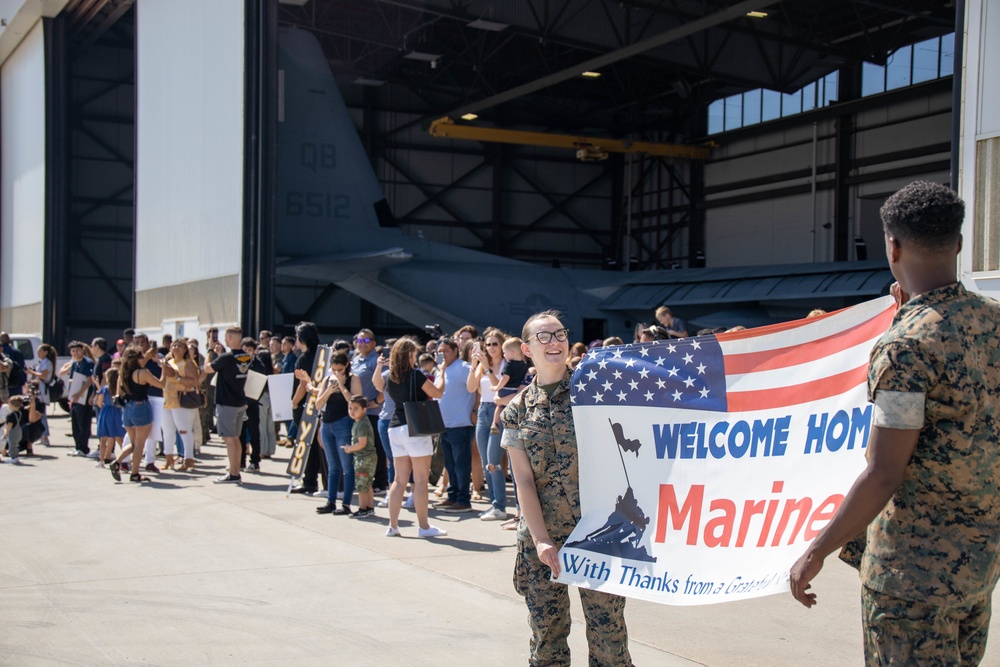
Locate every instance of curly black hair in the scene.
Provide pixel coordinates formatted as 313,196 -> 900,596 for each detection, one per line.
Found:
880,181 -> 964,251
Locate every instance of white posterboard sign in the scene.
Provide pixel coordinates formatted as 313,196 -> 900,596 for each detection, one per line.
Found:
267,373 -> 294,421
244,370 -> 268,401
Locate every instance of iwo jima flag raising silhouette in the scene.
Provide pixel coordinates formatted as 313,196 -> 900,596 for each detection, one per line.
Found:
555,296 -> 897,605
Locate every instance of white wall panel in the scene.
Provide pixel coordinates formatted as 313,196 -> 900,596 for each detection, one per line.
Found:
0,19 -> 44,312
135,0 -> 244,291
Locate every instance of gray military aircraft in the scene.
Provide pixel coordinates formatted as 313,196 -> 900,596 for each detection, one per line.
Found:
275,27 -> 892,340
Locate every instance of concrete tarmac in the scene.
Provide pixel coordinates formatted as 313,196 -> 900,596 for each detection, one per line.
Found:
3,414 -> 1000,666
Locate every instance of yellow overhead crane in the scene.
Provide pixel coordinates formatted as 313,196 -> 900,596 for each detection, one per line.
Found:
428,116 -> 713,162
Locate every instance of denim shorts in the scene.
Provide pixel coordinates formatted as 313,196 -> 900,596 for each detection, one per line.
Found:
121,400 -> 152,428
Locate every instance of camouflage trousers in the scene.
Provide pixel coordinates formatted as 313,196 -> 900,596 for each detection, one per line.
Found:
863,585 -> 991,666
514,537 -> 632,667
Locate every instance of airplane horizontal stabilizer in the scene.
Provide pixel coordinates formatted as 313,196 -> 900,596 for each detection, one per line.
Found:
335,272 -> 467,333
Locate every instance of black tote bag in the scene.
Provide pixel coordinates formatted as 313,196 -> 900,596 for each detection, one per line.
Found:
403,369 -> 445,437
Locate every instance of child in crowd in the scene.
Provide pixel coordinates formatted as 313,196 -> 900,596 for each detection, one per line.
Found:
2,392 -> 44,464
95,363 -> 126,467
2,395 -> 25,464
491,337 -> 528,435
343,395 -> 377,518
418,353 -> 437,380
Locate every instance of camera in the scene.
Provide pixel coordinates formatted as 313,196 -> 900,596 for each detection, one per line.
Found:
424,324 -> 445,338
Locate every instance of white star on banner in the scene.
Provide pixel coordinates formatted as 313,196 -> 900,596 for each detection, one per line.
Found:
654,357 -> 666,366
593,392 -> 604,403
696,363 -> 707,375
617,391 -> 628,402
699,387 -> 710,398
672,389 -> 683,401
575,381 -> 587,393
644,391 -> 655,401
682,353 -> 694,364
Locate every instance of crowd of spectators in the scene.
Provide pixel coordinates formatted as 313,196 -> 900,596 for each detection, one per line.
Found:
0,304 -> 714,520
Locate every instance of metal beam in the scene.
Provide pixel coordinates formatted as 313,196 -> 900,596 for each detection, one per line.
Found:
429,117 -> 712,160
447,0 -> 777,118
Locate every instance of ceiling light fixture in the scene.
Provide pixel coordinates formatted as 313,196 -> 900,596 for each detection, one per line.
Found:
581,71 -> 601,78
460,113 -> 478,121
468,19 -> 508,31
746,10 -> 768,18
353,77 -> 386,87
403,51 -> 442,62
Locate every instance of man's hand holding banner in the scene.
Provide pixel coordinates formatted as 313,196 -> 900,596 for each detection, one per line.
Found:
558,296 -> 896,605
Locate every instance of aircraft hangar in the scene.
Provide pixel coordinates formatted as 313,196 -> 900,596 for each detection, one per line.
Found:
0,0 -> 963,347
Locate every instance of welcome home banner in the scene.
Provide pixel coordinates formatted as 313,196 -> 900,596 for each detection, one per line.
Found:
557,296 -> 896,605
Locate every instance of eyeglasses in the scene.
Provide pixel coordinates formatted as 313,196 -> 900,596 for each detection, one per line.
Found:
485,342 -> 500,347
529,328 -> 570,344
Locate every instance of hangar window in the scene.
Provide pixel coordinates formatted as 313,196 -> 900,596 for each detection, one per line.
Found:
861,33 -> 955,97
707,71 -> 838,134
708,33 -> 954,135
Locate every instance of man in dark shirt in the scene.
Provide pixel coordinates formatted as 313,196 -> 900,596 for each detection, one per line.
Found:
205,326 -> 251,484
91,338 -> 113,385
0,332 -> 26,395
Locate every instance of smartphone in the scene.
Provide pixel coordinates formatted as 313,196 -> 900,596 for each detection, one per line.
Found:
436,352 -> 444,365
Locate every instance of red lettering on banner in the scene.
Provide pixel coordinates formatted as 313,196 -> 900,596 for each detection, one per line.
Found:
655,482 -> 844,548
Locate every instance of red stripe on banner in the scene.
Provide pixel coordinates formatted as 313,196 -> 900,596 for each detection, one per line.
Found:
723,305 -> 895,375
726,363 -> 869,412
715,307 -> 844,343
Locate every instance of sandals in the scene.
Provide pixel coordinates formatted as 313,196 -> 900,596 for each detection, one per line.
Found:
110,461 -> 122,482
129,473 -> 147,483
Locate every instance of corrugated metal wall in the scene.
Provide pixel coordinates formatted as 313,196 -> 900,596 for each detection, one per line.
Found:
0,20 -> 45,333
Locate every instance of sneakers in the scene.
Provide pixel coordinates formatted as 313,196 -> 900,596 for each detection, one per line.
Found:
245,463 -> 260,472
434,500 -> 455,509
66,450 -> 87,457
214,473 -> 242,484
418,525 -> 447,538
480,507 -> 507,521
350,509 -> 374,519
311,489 -> 327,497
289,486 -> 317,495
443,503 -> 473,513
332,506 -> 352,516
86,451 -> 100,459
38,436 -> 50,446
376,498 -> 389,508
385,526 -> 400,537
316,503 -> 336,514
402,494 -> 415,509
2,457 -> 21,465
95,461 -> 106,469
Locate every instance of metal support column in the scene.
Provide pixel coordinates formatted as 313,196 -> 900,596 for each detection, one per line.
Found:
43,16 -> 70,348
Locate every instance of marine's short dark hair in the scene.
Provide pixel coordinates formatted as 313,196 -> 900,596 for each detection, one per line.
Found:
295,321 -> 320,351
880,181 -> 964,251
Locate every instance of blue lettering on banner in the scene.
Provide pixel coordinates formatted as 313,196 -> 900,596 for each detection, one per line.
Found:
802,405 -> 872,454
653,415 -> 792,459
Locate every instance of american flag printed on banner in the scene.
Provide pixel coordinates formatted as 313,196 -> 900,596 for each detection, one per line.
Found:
571,297 -> 898,413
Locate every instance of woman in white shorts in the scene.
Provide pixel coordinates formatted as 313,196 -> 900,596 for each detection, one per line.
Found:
384,337 -> 445,537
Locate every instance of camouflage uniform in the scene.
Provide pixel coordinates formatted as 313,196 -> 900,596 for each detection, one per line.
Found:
502,370 -> 632,667
352,417 -> 377,493
859,283 -> 1000,666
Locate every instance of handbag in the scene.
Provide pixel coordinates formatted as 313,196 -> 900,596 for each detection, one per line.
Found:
178,390 -> 204,409
48,376 -> 65,402
403,369 -> 444,437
